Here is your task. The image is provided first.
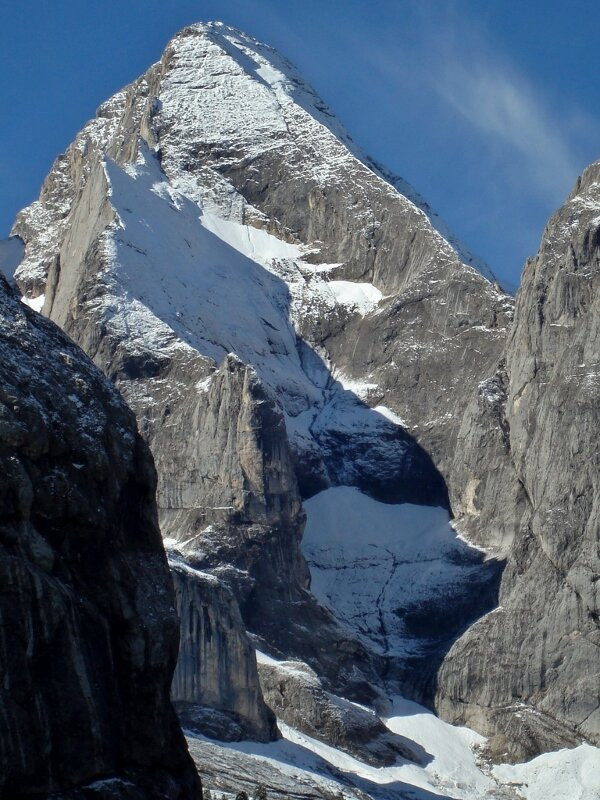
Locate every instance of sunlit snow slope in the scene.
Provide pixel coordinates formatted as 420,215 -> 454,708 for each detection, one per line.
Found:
187,693 -> 600,800
88,146 -> 443,506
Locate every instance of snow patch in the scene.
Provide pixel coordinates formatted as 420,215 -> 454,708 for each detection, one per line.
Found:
195,376 -> 213,393
373,405 -> 407,427
21,294 -> 45,312
383,696 -> 492,797
333,371 -> 378,400
254,649 -> 281,666
200,212 -> 303,263
100,150 -> 322,414
493,743 -> 600,800
190,692 -> 600,800
302,486 -> 490,656
327,280 -> 382,315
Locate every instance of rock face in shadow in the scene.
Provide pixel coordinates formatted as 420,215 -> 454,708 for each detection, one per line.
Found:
0,273 -> 200,798
171,561 -> 278,742
438,163 -> 600,761
156,356 -> 385,708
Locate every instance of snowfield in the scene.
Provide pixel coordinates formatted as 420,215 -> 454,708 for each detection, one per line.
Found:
302,486 -> 491,656
189,692 -> 600,800
493,744 -> 600,800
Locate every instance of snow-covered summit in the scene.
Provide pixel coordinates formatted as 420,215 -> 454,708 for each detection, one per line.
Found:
153,21 -> 495,283
162,21 -> 494,283
13,19 -> 506,302
176,21 -> 355,142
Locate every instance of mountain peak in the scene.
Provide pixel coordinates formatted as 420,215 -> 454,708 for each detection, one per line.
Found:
159,20 -> 495,282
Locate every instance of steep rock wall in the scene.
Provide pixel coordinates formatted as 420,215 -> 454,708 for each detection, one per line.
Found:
438,163 -> 600,760
171,563 -> 278,742
0,272 -> 199,798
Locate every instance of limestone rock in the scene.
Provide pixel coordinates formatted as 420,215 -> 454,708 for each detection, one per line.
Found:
0,272 -> 199,798
171,561 -> 278,742
438,162 -> 600,760
257,658 -> 423,767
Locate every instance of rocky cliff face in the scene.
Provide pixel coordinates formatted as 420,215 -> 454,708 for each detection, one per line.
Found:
256,656 -> 423,767
15,17 -> 598,755
11,22 -> 512,491
0,269 -> 199,798
171,561 -> 278,742
438,163 -> 600,761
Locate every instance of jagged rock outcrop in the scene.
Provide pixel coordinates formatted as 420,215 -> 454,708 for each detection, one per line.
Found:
0,270 -> 199,798
170,562 -> 278,742
438,162 -> 600,760
257,657 -> 423,767
155,356 -> 384,707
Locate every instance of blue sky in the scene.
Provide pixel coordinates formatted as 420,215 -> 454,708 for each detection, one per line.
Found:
1,0 -> 599,287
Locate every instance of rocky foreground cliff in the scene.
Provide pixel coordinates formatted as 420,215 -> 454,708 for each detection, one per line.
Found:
8,18 -> 600,783
0,257 -> 200,798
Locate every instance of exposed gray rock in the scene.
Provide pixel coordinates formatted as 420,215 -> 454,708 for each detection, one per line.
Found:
0,272 -> 199,798
185,735 -> 370,800
170,560 -> 278,742
10,18 -> 546,763
257,659 -> 423,767
154,357 -> 385,708
317,269 -> 512,485
445,362 -> 527,552
438,162 -> 600,760
11,21 -> 512,502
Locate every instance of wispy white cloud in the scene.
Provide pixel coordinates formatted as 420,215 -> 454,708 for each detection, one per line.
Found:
432,42 -> 579,198
298,3 -> 600,280
353,7 -> 597,205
